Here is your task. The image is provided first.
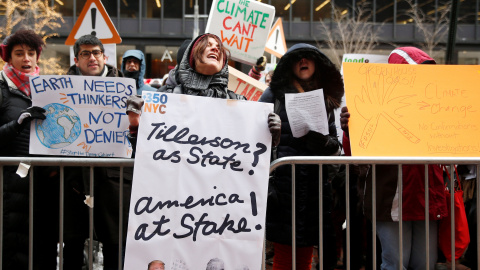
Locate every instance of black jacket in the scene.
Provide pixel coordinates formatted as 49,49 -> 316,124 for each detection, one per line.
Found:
259,43 -> 344,248
0,71 -> 60,269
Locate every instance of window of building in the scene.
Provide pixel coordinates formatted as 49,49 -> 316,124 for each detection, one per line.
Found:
375,0 -> 395,22
76,0 -> 87,16
120,0 -> 138,18
292,0 -> 311,21
271,0 -> 291,21
459,0 -> 477,24
146,45 -> 179,79
164,0 -> 183,18
313,0 -> 333,21
145,0 -> 161,18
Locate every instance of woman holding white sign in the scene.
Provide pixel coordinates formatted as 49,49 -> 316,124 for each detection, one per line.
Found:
259,43 -> 344,270
0,29 -> 60,269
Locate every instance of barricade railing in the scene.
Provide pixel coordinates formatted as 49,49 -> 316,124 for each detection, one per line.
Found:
1,157 -> 479,270
265,156 -> 480,270
0,157 -> 134,270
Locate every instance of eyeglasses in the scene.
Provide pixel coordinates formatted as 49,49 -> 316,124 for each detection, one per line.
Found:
79,50 -> 104,59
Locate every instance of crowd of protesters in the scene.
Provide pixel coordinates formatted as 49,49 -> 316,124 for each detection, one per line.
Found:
0,27 -> 477,270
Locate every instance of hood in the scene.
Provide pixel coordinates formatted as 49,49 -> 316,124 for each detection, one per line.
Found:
122,50 -> 147,88
270,43 -> 344,111
175,34 -> 229,91
388,47 -> 436,64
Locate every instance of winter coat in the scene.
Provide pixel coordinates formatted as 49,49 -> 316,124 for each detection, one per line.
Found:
258,43 -> 344,247
357,47 -> 447,222
0,70 -> 60,269
121,50 -> 156,95
66,63 -> 131,245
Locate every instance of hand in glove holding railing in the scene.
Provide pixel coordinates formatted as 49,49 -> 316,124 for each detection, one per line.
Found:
268,112 -> 281,147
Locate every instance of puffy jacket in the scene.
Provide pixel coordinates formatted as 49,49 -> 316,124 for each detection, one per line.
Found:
360,47 -> 447,222
121,50 -> 156,95
259,43 -> 344,248
0,70 -> 60,269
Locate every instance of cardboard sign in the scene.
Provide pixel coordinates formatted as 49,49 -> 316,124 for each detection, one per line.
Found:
228,65 -> 267,101
124,92 -> 272,270
205,0 -> 275,65
29,75 -> 135,157
336,54 -> 389,146
343,63 -> 480,157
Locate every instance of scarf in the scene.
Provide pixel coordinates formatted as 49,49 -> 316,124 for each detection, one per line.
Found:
3,62 -> 40,97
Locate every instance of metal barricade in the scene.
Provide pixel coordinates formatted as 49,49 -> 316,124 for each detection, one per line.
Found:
0,157 -> 134,270
264,156 -> 480,270
1,156 -> 479,270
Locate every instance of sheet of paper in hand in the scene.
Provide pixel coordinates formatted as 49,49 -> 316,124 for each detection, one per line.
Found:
124,92 -> 273,270
29,75 -> 135,157
285,89 -> 329,138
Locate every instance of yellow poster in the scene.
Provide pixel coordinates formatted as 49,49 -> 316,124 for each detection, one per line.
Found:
343,62 -> 480,157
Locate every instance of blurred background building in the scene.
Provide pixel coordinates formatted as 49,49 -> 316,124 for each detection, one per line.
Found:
2,0 -> 479,78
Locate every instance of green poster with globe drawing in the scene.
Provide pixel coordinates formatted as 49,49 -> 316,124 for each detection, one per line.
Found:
29,75 -> 135,158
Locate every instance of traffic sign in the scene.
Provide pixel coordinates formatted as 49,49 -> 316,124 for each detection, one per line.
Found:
65,0 -> 122,45
265,18 -> 287,58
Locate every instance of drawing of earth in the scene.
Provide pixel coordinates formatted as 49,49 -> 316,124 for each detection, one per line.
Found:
35,103 -> 82,149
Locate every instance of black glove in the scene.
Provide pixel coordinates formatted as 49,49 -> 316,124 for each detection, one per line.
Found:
302,130 -> 341,156
17,106 -> 46,125
268,112 -> 281,146
254,56 -> 267,72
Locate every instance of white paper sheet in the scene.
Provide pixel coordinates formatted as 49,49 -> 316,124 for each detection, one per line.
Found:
285,89 -> 329,138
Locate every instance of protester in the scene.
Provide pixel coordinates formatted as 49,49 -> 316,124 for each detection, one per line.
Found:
264,70 -> 274,86
121,49 -> 156,94
126,33 -> 281,155
0,28 -> 61,269
67,34 -> 131,270
340,47 -> 448,270
258,43 -> 343,270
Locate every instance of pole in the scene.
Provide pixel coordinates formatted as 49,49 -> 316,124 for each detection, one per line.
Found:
445,0 -> 460,64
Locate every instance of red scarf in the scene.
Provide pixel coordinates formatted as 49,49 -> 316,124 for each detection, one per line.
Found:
2,63 -> 40,97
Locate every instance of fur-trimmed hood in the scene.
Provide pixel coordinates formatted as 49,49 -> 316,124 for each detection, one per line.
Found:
269,43 -> 344,112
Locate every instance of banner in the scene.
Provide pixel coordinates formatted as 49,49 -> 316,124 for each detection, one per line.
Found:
124,92 -> 273,269
205,0 -> 275,65
343,63 -> 480,156
29,75 -> 135,157
228,65 -> 266,101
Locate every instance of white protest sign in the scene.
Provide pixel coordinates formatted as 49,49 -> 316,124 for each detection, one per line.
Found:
124,92 -> 273,270
29,75 -> 135,157
205,0 -> 275,65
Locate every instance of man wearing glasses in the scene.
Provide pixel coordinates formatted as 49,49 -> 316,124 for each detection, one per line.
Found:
65,35 -> 129,270
67,34 -> 122,77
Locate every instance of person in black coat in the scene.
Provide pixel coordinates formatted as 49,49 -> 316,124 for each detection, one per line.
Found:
259,43 -> 344,270
0,29 -> 60,270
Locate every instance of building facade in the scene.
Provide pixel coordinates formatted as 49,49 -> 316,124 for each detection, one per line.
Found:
23,0 -> 480,77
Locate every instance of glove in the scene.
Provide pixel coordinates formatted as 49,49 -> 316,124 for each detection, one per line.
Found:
268,112 -> 281,146
254,56 -> 267,72
17,106 -> 46,125
126,95 -> 144,115
340,106 -> 350,136
303,130 -> 340,156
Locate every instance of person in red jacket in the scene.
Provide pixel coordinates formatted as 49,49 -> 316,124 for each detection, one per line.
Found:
340,47 -> 447,270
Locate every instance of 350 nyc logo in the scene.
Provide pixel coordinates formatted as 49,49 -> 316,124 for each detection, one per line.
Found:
143,92 -> 168,114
